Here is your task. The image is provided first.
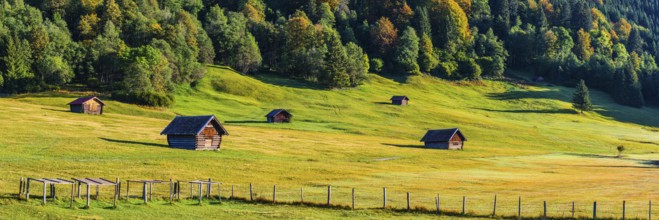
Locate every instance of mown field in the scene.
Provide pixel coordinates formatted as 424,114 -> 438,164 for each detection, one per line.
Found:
0,65 -> 658,219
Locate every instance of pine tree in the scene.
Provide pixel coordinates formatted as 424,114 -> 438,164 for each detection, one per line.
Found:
418,33 -> 438,73
627,27 -> 643,54
395,27 -> 421,75
1,34 -> 34,93
572,79 -> 593,113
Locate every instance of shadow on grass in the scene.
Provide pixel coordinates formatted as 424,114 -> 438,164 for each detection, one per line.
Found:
564,153 -> 659,168
99,138 -> 169,148
377,73 -> 409,84
382,143 -> 425,149
224,120 -> 267,124
42,108 -> 71,113
252,72 -> 325,90
487,89 -> 567,101
475,107 -> 575,114
595,108 -> 659,128
373,102 -> 393,105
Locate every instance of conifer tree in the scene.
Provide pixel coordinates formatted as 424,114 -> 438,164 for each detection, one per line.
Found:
572,79 -> 593,113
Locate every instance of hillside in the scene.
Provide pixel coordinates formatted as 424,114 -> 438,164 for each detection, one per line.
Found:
176,66 -> 659,154
0,66 -> 658,219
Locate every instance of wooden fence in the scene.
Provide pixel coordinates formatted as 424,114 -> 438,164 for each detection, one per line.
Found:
16,177 -> 658,219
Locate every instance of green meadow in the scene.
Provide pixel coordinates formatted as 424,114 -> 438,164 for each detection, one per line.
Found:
0,65 -> 657,219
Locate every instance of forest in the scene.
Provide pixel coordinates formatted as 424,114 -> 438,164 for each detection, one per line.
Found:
0,0 -> 658,107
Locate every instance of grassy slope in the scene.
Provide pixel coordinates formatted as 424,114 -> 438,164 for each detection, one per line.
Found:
0,65 -> 657,219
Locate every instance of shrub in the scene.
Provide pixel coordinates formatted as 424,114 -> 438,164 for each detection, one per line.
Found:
370,58 -> 384,73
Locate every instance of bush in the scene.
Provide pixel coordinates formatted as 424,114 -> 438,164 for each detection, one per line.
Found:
370,58 -> 384,73
112,91 -> 174,107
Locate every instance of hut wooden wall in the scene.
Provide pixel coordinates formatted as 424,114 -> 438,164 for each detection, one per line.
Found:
70,105 -> 84,113
82,100 -> 103,114
167,135 -> 197,150
424,142 -> 449,149
392,100 -> 408,105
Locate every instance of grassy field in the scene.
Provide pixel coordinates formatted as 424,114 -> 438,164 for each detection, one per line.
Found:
0,65 -> 658,219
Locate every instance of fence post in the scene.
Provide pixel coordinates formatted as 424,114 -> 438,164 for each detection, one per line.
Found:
351,188 -> 355,210
249,183 -> 253,201
462,196 -> 466,215
19,177 -> 23,200
113,178 -> 119,208
327,185 -> 331,207
572,201 -> 575,219
518,196 -> 521,220
70,182 -> 75,208
383,187 -> 387,209
436,195 -> 440,215
406,192 -> 411,211
300,187 -> 304,203
169,178 -> 173,205
650,200 -> 652,220
622,200 -> 626,220
593,201 -> 597,220
198,183 -> 203,205
493,194 -> 497,216
273,185 -> 276,204
543,201 -> 547,220
231,185 -> 234,199
143,183 -> 148,204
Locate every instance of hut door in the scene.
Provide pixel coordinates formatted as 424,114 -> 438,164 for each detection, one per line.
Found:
204,139 -> 212,148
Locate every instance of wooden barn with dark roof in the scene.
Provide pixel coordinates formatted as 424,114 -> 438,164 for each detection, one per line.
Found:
266,109 -> 292,123
390,96 -> 409,106
420,128 -> 466,150
160,115 -> 229,150
68,96 -> 105,114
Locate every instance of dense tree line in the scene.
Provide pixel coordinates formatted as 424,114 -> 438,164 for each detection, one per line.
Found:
0,0 -> 658,108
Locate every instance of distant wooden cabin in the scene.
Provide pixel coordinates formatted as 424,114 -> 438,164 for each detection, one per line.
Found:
68,96 -> 105,115
420,128 -> 466,150
160,115 -> 229,150
390,96 -> 409,106
266,109 -> 292,123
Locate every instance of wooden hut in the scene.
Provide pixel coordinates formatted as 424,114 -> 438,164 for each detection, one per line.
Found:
68,96 -> 105,114
390,96 -> 409,106
420,128 -> 466,150
160,115 -> 229,150
266,109 -> 292,123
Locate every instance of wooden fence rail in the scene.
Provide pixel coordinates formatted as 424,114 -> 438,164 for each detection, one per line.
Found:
15,177 -> 658,219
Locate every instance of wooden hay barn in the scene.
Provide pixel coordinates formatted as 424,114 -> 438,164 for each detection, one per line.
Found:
160,115 -> 229,150
266,109 -> 292,123
68,96 -> 105,115
390,96 -> 409,106
420,128 -> 466,150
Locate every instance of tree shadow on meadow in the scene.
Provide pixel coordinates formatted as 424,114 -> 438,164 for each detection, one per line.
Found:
475,107 -> 575,114
224,120 -> 267,124
382,143 -> 425,149
594,108 -> 659,128
41,108 -> 71,113
563,153 -> 659,168
99,138 -> 169,148
486,89 -> 568,101
252,72 -> 324,90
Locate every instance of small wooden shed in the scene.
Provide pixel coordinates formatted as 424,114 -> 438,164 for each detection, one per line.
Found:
420,128 -> 467,150
68,96 -> 105,114
390,96 -> 409,106
266,109 -> 292,123
160,115 -> 229,150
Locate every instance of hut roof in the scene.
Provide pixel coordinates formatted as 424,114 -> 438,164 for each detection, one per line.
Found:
420,128 -> 466,142
68,96 -> 105,105
160,115 -> 229,135
390,96 -> 409,101
265,109 -> 292,118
